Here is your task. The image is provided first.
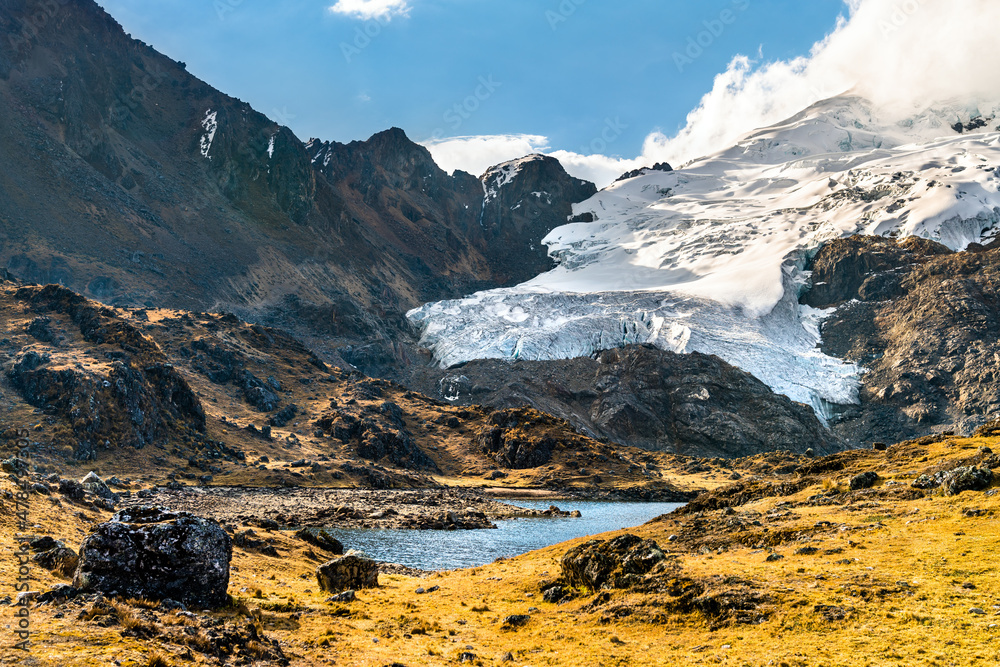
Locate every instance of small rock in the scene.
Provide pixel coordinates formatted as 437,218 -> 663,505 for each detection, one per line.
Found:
766,552 -> 784,562
159,599 -> 187,612
37,584 -> 77,604
503,614 -> 530,627
34,547 -> 79,577
16,591 -> 39,606
1,456 -> 28,474
849,471 -> 879,491
542,585 -> 570,604
326,590 -> 357,603
970,607 -> 987,615
29,536 -> 59,552
81,472 -> 117,501
316,555 -> 379,592
415,587 -> 426,594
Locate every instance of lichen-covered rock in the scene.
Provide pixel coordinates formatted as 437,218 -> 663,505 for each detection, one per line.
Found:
476,409 -> 559,469
73,506 -> 231,608
295,529 -> 344,555
911,473 -> 940,490
849,471 -> 879,490
81,472 -> 118,501
313,393 -> 438,472
59,479 -> 86,499
34,547 -> 79,578
239,370 -> 281,412
560,534 -> 667,591
941,466 -> 993,495
316,555 -> 379,593
1,456 -> 28,474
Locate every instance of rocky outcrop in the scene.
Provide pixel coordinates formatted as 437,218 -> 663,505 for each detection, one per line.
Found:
316,555 -> 379,593
801,235 -> 950,309
313,381 -> 438,472
588,347 -> 841,457
615,162 -> 673,183
476,409 -> 559,469
403,344 -> 842,458
803,235 -> 1000,443
73,506 -> 232,608
560,534 -> 668,591
6,286 -> 205,459
479,155 -> 597,284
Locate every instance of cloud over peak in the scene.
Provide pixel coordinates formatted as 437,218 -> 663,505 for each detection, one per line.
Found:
425,0 -> 1000,188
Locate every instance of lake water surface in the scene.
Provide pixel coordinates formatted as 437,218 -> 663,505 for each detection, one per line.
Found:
324,500 -> 683,570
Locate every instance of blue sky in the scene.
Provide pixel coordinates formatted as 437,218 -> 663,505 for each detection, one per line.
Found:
95,0 -> 849,181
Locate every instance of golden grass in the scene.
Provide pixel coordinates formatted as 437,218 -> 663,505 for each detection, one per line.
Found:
1,435 -> 998,665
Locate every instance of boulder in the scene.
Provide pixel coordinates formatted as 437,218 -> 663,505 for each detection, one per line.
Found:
59,479 -> 86,500
34,547 -> 79,578
1,456 -> 28,474
849,471 -> 879,490
476,410 -> 558,469
941,466 -> 993,495
560,534 -> 666,591
81,472 -> 118,501
316,555 -> 379,593
73,506 -> 231,608
295,528 -> 344,555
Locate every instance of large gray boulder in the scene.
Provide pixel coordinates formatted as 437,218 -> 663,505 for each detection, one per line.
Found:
316,555 -> 379,592
73,506 -> 231,608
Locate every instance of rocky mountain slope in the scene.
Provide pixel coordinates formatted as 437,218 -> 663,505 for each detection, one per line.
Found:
0,0 -> 594,347
399,344 -> 841,458
0,278 -> 709,494
803,234 -> 1000,443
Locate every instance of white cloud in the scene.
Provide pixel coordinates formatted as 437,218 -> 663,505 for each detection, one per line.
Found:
329,0 -> 410,21
423,0 -> 1000,188
423,134 -> 551,178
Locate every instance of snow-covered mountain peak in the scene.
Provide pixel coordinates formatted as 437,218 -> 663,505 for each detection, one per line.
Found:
409,94 -> 1000,416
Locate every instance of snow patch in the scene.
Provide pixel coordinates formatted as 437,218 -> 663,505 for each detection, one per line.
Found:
199,110 -> 218,159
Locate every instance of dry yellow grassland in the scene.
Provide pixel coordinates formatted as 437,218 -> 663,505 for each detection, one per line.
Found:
1,435 -> 997,666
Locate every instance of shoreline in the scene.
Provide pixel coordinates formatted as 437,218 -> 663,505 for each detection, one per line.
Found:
119,484 -> 692,532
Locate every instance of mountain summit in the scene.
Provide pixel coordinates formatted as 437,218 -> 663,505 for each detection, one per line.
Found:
0,0 -> 594,343
410,95 -> 1000,431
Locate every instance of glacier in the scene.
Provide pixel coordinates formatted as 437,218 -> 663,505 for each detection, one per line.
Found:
408,96 -> 1000,414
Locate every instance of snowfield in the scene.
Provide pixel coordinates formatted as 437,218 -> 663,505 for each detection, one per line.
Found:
408,96 -> 1000,415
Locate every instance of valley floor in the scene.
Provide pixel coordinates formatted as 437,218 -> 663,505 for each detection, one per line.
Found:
1,434 -> 997,666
